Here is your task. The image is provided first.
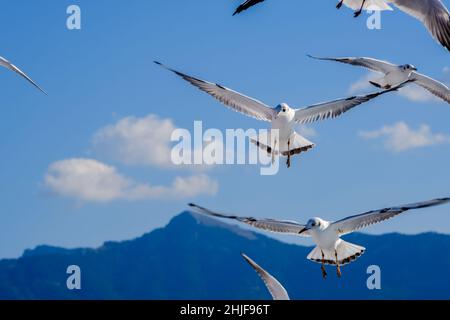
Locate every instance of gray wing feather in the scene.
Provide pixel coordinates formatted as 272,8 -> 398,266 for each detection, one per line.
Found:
332,197 -> 450,235
241,254 -> 290,300
0,56 -> 47,94
294,81 -> 411,124
188,203 -> 309,236
308,55 -> 397,74
412,72 -> 450,103
155,61 -> 276,122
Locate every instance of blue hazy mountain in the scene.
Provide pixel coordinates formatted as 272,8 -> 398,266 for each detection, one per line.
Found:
1,212 -> 449,300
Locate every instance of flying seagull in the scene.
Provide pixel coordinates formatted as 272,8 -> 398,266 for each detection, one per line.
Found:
0,56 -> 46,94
344,0 -> 450,51
241,253 -> 290,300
189,197 -> 450,279
155,61 -> 406,168
309,55 -> 450,104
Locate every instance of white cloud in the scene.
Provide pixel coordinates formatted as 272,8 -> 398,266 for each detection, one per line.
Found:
92,114 -> 175,168
359,122 -> 450,152
44,158 -> 218,203
349,73 -> 374,94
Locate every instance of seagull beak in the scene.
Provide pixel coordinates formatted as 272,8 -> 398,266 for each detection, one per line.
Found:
299,227 -> 309,234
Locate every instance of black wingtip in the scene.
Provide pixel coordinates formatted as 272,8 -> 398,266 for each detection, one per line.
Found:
188,203 -> 196,208
154,61 -> 162,66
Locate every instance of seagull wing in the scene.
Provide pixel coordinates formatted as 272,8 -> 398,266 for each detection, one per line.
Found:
332,197 -> 450,235
391,0 -> 450,51
189,203 -> 310,236
308,55 -> 398,75
411,71 -> 450,103
241,254 -> 290,300
294,81 -> 410,124
233,0 -> 266,15
0,56 -> 46,94
155,62 -> 276,122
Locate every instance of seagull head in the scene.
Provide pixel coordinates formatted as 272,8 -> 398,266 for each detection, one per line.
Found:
275,103 -> 293,116
400,64 -> 418,72
299,218 -> 327,234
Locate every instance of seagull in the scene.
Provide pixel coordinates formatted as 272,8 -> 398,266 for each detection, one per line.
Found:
344,0 -> 450,51
233,0 -> 390,16
189,197 -> 450,279
0,56 -> 46,94
155,61 -> 406,168
241,253 -> 290,300
233,0 -> 265,15
308,55 -> 450,104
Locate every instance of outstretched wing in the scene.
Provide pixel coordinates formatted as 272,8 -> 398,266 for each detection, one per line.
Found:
233,0 -> 266,15
307,55 -> 398,75
241,254 -> 290,300
294,81 -> 411,124
332,197 -> 450,235
188,203 -> 310,236
155,62 -> 276,122
412,72 -> 450,104
0,56 -> 46,94
391,0 -> 450,51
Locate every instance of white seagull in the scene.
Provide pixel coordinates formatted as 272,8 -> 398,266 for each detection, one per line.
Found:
309,55 -> 450,104
0,56 -> 46,94
241,253 -> 290,300
155,61 -> 406,168
344,0 -> 450,51
189,197 -> 450,279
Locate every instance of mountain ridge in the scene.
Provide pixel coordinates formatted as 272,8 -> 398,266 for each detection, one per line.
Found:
1,212 -> 450,300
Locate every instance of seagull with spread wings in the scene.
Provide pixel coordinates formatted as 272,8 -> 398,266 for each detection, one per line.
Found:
155,61 -> 405,168
309,55 -> 450,104
346,0 -> 450,51
189,197 -> 450,279
241,253 -> 290,300
0,56 -> 46,94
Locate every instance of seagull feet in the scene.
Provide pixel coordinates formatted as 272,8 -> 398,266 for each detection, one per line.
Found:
337,266 -> 342,278
336,0 -> 344,9
354,10 -> 363,18
286,140 -> 291,168
321,266 -> 328,279
335,251 -> 342,278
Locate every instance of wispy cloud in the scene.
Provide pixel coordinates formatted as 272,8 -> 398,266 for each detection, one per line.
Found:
359,122 -> 450,152
44,158 -> 218,203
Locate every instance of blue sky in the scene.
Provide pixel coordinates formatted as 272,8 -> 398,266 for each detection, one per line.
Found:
1,0 -> 450,259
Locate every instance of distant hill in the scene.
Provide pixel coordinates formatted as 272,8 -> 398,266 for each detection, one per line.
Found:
1,212 -> 449,300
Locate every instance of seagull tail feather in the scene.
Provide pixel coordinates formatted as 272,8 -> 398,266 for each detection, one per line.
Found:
307,241 -> 365,266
